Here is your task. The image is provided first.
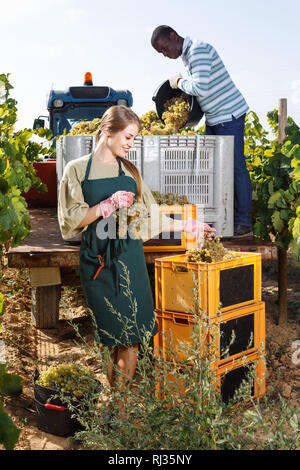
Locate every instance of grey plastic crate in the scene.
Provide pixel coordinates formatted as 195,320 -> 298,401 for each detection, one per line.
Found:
126,135 -> 143,172
142,135 -> 234,237
56,135 -> 94,185
56,134 -> 143,185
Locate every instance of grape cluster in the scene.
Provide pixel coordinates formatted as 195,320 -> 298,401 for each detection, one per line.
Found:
113,200 -> 148,239
36,363 -> 98,398
186,237 -> 239,264
68,118 -> 102,135
162,95 -> 190,131
151,191 -> 190,205
66,97 -> 205,137
139,94 -> 204,135
139,95 -> 189,135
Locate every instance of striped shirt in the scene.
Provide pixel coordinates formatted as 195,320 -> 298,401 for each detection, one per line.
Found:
178,37 -> 249,126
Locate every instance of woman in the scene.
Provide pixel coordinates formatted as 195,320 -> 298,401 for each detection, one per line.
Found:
58,105 -> 215,418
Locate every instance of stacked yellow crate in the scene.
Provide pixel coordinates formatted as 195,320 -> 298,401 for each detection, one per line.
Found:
153,251 -> 266,404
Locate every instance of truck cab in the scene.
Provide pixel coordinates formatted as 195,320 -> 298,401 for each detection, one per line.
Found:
33,72 -> 133,138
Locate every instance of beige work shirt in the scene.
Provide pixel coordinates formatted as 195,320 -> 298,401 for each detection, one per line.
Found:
57,153 -> 172,242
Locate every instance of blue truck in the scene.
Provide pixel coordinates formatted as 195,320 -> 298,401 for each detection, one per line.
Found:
33,72 -> 133,137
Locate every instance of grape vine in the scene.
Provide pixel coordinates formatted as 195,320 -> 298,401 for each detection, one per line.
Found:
0,74 -> 56,254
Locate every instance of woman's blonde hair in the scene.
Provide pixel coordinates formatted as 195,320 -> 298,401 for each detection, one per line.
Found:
95,105 -> 142,198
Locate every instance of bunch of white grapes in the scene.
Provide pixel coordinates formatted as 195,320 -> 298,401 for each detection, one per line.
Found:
186,237 -> 239,264
139,94 -> 205,135
68,118 -> 102,135
162,95 -> 190,131
114,201 -> 148,240
151,190 -> 190,205
36,363 -> 98,398
66,96 -> 206,137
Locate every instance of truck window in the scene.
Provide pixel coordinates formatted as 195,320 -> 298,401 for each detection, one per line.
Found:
51,104 -> 110,136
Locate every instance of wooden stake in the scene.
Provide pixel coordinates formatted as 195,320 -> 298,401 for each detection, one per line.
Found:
277,98 -> 288,325
278,98 -> 287,145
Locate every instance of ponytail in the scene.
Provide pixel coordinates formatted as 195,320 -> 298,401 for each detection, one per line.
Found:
118,157 -> 142,199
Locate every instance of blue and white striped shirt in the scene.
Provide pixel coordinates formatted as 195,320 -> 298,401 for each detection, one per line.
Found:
179,37 -> 249,126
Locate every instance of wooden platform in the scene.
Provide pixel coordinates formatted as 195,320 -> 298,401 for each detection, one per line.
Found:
7,208 -> 277,269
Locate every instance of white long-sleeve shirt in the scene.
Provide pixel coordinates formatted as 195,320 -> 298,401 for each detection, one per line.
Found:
179,37 -> 249,126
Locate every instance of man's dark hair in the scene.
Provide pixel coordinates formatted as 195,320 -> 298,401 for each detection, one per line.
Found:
151,25 -> 178,47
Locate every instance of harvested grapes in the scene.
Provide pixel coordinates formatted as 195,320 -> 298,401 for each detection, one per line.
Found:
113,200 -> 148,240
186,237 -> 239,263
68,118 -> 102,135
162,94 -> 190,131
139,94 -> 190,135
36,363 -> 99,398
151,191 -> 190,205
66,96 -> 205,137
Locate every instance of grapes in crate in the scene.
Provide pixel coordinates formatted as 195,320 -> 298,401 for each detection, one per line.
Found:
68,118 -> 102,135
186,237 -> 240,264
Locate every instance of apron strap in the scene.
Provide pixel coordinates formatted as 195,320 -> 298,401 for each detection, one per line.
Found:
84,152 -> 94,181
117,157 -> 125,177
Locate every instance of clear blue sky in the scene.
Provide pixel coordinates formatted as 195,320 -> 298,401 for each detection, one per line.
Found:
1,0 -> 300,133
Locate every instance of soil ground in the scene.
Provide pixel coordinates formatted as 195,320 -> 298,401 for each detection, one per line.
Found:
0,255 -> 300,450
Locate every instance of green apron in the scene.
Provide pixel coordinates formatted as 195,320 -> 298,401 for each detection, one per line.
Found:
79,152 -> 158,346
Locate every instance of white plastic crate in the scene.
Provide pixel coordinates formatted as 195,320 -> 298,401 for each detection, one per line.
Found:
56,135 -> 94,185
142,135 -> 234,237
56,134 -> 143,186
126,135 -> 143,172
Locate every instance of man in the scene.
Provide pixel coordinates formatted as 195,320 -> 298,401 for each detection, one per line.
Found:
151,25 -> 252,238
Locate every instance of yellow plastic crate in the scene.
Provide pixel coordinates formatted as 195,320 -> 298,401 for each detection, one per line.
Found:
155,251 -> 262,316
155,351 -> 266,406
153,302 -> 265,367
143,204 -> 197,252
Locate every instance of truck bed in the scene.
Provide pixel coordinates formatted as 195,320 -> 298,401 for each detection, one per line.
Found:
7,208 -> 80,269
7,208 -> 277,269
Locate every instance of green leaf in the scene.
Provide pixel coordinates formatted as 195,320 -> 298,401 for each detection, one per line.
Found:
268,180 -> 274,195
280,209 -> 290,221
271,211 -> 284,232
293,166 -> 300,181
0,407 -> 21,450
0,364 -> 22,396
289,239 -> 300,264
292,217 -> 300,244
268,191 -> 281,208
0,293 -> 3,316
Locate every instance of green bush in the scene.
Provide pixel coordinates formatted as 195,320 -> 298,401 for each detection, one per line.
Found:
60,263 -> 300,450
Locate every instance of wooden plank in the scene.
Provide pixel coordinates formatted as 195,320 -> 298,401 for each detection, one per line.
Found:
6,208 -> 278,270
31,285 -> 61,329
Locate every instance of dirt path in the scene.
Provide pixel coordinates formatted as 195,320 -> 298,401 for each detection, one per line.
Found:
0,256 -> 300,450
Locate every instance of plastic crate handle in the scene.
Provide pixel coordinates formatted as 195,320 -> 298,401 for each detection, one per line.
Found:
174,317 -> 189,325
172,263 -> 189,273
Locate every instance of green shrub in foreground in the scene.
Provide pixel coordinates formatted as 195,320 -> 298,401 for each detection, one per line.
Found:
61,263 -> 300,450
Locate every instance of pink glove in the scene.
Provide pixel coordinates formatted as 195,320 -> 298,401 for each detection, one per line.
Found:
183,218 -> 216,243
98,191 -> 135,218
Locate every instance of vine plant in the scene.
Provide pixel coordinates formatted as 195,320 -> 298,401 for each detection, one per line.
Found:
245,110 -> 300,323
0,73 -> 55,254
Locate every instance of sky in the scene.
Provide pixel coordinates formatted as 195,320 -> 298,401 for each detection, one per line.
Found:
1,0 -> 300,134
